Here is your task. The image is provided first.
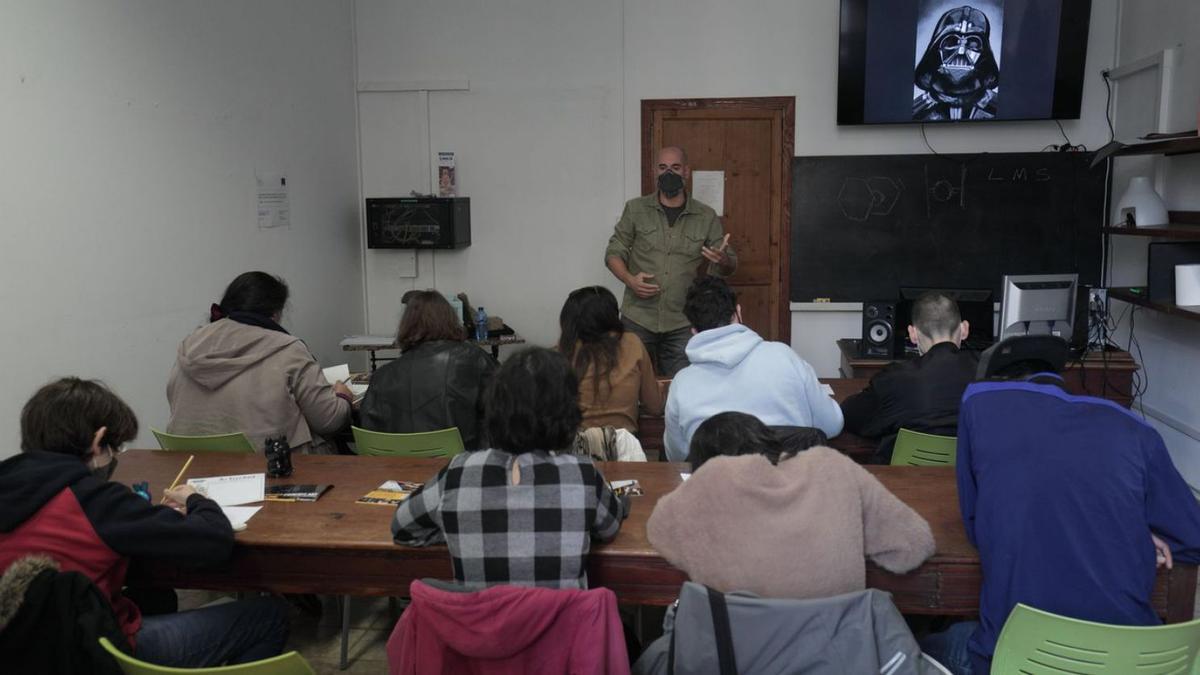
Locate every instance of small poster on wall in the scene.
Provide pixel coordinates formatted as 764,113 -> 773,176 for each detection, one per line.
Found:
438,152 -> 457,197
256,171 -> 290,229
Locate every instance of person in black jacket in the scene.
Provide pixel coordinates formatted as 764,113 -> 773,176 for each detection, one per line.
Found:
0,377 -> 288,667
359,290 -> 498,450
841,292 -> 979,463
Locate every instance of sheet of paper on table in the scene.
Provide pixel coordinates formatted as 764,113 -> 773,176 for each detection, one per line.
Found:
821,383 -> 835,397
187,473 -> 265,506
220,505 -> 262,531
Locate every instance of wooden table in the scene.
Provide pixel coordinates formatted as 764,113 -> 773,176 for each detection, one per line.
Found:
341,334 -> 525,370
115,451 -> 1196,622
637,377 -> 876,460
837,339 -> 1139,407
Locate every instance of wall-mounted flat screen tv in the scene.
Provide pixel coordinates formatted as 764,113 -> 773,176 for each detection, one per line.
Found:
837,0 -> 1092,125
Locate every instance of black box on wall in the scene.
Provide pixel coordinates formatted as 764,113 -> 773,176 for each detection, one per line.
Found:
366,197 -> 471,249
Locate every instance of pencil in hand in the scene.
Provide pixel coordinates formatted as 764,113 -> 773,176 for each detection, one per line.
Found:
160,454 -> 195,505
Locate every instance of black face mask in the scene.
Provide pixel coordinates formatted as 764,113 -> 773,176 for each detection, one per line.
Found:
657,171 -> 685,198
92,455 -> 118,482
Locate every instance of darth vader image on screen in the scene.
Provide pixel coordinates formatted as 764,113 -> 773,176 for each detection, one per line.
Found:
913,5 -> 1000,121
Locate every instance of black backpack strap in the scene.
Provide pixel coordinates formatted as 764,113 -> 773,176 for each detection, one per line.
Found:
706,586 -> 737,675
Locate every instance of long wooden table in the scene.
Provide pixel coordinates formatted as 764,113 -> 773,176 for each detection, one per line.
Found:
638,377 -> 876,460
115,451 -> 1197,622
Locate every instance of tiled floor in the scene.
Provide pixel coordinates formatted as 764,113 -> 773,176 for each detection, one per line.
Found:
178,591 -> 396,674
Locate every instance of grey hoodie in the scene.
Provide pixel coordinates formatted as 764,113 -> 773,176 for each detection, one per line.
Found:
166,319 -> 350,454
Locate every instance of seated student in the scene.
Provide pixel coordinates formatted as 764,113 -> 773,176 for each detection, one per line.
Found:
359,290 -> 497,450
920,336 -> 1200,675
841,291 -> 978,462
167,271 -> 352,454
0,378 -> 287,667
391,347 -> 625,589
663,277 -> 843,461
648,412 -> 934,599
557,286 -> 664,434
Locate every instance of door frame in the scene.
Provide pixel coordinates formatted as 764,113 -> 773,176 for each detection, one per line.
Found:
640,96 -> 795,343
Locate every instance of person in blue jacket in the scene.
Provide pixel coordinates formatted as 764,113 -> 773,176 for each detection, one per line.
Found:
921,335 -> 1200,674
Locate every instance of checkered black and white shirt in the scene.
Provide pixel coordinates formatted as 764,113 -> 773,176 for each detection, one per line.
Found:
391,448 -> 625,589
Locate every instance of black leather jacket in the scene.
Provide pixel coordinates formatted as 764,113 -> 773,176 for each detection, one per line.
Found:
358,340 -> 497,450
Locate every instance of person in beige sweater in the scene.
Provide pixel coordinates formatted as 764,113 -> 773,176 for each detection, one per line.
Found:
647,412 -> 935,599
166,272 -> 352,454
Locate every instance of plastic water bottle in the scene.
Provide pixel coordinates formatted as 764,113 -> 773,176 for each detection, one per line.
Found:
475,307 -> 488,342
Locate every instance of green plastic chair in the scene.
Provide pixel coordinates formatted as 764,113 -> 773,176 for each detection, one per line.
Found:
890,428 -> 957,466
151,429 -> 255,453
98,637 -> 315,674
991,603 -> 1200,674
350,426 -> 465,458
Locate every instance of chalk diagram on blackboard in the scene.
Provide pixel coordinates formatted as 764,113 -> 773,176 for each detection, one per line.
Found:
837,176 -> 905,222
924,163 -> 967,217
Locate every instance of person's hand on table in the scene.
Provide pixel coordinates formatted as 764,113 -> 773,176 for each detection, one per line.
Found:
627,272 -> 661,299
333,381 -> 354,400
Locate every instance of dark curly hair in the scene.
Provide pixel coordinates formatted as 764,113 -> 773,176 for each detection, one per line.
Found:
21,377 -> 139,458
483,347 -> 582,453
557,286 -> 624,400
684,276 -> 738,332
688,411 -> 781,471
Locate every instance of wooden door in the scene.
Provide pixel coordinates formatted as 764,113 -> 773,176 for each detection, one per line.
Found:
642,97 -> 794,342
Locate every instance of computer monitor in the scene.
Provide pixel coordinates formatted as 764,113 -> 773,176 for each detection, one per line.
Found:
998,273 -> 1078,341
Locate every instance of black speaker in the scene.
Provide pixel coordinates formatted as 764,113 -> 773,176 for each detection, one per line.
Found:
861,301 -> 897,358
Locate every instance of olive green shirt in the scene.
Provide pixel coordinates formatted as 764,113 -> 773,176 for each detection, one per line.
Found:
605,193 -> 737,333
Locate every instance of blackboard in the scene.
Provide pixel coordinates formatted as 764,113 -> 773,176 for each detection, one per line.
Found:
790,152 -> 1106,302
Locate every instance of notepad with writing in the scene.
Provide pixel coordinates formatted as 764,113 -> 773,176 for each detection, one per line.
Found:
265,484 -> 332,502
356,480 -> 423,506
186,473 -> 265,506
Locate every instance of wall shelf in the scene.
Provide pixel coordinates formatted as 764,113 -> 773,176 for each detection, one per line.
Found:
1102,225 -> 1200,240
1108,287 -> 1200,323
1112,135 -> 1200,157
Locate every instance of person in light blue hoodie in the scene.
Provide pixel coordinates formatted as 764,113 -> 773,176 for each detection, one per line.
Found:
663,277 -> 843,462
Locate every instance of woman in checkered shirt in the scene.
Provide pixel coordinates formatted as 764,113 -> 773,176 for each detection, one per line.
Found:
391,347 -> 626,589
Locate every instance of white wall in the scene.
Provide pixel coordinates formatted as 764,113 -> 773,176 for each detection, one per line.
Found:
1108,0 -> 1200,492
0,1 -> 362,457
356,0 -> 1118,377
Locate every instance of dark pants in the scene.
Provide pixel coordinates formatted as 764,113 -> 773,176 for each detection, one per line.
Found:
136,596 -> 289,667
919,620 -> 979,675
622,318 -> 691,378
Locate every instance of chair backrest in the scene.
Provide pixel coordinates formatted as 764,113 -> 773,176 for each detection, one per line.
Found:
98,637 -> 315,674
991,603 -> 1200,674
351,426 -> 465,458
151,429 -> 256,453
668,582 -> 926,675
890,428 -> 956,466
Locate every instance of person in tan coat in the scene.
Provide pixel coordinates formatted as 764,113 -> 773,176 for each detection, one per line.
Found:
647,412 -> 935,599
556,286 -> 664,434
166,272 -> 352,454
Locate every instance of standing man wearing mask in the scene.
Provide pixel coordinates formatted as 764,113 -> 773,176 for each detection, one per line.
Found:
605,146 -> 737,378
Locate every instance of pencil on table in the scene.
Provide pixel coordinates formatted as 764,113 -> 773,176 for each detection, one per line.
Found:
161,454 -> 195,504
